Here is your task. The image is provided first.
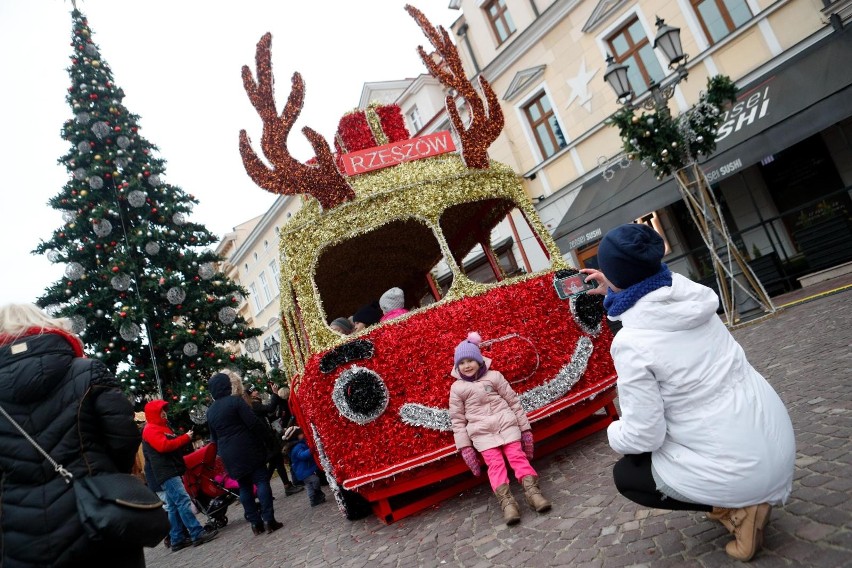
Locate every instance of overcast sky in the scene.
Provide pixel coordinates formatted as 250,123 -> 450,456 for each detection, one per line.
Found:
0,0 -> 458,304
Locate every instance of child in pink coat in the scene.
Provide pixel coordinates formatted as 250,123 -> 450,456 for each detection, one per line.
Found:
448,332 -> 551,525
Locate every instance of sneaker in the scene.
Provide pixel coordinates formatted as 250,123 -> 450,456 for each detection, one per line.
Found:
192,528 -> 219,547
171,540 -> 191,552
284,485 -> 304,496
266,520 -> 284,534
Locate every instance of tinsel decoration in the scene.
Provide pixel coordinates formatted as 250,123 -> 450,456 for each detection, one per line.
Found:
399,403 -> 452,432
218,306 -> 236,324
310,424 -> 347,514
127,190 -> 147,207
239,33 -> 356,210
118,321 -> 141,341
319,339 -> 375,374
519,337 -> 593,412
245,336 -> 260,353
609,75 -> 737,178
569,294 -> 604,336
92,219 -> 112,237
331,366 -> 389,425
166,287 -> 186,305
65,262 -> 85,280
189,404 -> 209,425
406,5 -> 504,170
110,273 -> 131,291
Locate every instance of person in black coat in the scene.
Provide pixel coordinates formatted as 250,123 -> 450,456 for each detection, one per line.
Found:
0,303 -> 144,568
246,384 -> 303,496
206,372 -> 283,535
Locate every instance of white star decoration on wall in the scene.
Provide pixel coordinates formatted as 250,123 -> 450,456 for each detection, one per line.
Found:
566,58 -> 598,113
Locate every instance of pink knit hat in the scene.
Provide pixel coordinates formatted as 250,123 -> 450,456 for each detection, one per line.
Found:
454,332 -> 484,367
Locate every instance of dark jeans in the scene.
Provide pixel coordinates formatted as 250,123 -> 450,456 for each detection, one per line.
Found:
304,473 -> 325,506
237,467 -> 275,524
268,453 -> 294,486
613,453 -> 712,512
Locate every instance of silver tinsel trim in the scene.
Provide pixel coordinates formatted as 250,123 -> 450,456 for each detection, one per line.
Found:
519,337 -> 593,413
399,403 -> 452,431
569,295 -> 602,336
310,424 -> 346,514
331,366 -> 388,425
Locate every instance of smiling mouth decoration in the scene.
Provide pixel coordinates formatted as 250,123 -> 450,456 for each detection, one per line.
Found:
399,336 -> 594,431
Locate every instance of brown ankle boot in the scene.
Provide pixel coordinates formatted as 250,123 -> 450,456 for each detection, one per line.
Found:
707,507 -> 735,534
725,503 -> 772,561
494,484 -> 521,526
521,475 -> 552,513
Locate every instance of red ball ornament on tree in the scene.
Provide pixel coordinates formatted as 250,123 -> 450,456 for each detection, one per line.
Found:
229,354 -> 236,362
111,266 -> 120,273
89,94 -> 98,100
119,311 -> 127,317
114,126 -> 121,132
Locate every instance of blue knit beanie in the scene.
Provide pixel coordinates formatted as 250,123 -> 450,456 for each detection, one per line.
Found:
597,224 -> 665,289
454,332 -> 484,367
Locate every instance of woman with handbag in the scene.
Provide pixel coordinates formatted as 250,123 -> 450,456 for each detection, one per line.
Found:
0,303 -> 147,567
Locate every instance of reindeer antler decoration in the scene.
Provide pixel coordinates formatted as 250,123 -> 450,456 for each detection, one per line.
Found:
406,5 -> 504,169
239,33 -> 356,210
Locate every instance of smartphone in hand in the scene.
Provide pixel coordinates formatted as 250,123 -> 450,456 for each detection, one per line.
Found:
554,273 -> 597,299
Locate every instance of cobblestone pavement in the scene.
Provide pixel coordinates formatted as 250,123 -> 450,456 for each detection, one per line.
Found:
145,290 -> 851,568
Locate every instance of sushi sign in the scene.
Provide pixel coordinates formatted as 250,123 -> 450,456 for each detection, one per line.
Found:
341,131 -> 457,176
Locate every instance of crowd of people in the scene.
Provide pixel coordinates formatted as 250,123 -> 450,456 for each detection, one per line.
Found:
0,224 -> 797,564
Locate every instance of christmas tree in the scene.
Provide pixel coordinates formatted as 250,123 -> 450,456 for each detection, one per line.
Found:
33,9 -> 265,418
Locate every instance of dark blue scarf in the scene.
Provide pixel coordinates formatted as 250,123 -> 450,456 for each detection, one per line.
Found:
603,264 -> 672,318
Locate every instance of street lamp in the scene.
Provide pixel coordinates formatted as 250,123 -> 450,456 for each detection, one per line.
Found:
262,336 -> 281,369
602,18 -> 775,326
604,17 -> 688,110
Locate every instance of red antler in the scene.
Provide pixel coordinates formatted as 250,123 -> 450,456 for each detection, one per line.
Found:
405,5 -> 504,169
239,33 -> 355,210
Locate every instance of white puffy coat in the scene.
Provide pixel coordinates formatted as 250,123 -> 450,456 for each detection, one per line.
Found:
606,273 -> 795,507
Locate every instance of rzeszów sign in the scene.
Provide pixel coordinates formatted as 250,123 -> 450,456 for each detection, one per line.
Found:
341,131 -> 456,176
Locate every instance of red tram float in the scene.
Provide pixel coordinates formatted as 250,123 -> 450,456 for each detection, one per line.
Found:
238,6 -> 618,523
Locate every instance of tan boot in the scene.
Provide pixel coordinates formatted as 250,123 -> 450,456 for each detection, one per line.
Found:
494,484 -> 521,526
521,475 -> 552,513
707,507 -> 735,534
725,503 -> 772,562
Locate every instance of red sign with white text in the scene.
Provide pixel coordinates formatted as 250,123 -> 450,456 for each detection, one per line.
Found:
341,130 -> 456,176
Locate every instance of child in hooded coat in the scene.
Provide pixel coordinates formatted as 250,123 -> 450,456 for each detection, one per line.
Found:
448,332 -> 551,525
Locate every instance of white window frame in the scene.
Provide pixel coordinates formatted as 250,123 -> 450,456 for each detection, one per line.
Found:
258,272 -> 273,304
268,260 -> 280,294
249,283 -> 262,314
408,106 -> 424,132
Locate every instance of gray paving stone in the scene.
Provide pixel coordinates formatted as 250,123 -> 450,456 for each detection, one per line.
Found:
145,292 -> 852,568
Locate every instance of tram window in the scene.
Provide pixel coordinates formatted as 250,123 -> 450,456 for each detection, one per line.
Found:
314,218 -> 452,325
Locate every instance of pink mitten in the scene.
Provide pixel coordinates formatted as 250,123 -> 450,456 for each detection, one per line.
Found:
460,446 -> 481,476
521,430 -> 534,460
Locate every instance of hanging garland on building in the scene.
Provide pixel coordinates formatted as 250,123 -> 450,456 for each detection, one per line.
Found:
609,75 -> 737,178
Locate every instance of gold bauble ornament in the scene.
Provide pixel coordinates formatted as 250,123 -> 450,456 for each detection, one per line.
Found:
80,190 -> 88,196
94,154 -> 102,161
631,116 -> 639,124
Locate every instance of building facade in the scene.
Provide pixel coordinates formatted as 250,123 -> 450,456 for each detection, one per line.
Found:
445,0 -> 852,294
215,196 -> 302,373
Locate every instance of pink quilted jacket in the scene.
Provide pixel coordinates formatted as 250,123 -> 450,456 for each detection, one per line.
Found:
448,363 -> 531,452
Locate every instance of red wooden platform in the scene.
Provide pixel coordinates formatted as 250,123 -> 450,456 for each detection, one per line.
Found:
350,387 -> 618,524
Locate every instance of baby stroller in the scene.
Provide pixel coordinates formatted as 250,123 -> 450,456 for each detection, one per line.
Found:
183,443 -> 239,530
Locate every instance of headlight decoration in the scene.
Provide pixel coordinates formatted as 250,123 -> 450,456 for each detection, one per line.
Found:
332,366 -> 389,424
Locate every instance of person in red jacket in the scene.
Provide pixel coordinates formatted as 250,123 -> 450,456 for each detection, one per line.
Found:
142,400 -> 218,552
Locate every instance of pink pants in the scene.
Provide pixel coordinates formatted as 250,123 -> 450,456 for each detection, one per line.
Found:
480,441 -> 536,491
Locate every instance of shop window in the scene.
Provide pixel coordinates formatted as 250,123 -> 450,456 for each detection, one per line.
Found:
484,0 -> 516,45
523,92 -> 567,159
314,218 -> 451,325
691,0 -> 752,45
606,17 -> 665,95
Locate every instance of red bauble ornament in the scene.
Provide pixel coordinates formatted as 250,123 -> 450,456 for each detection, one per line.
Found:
189,329 -> 197,335
113,126 -> 121,132
131,127 -> 138,132
229,354 -> 236,362
111,266 -> 120,273
119,311 -> 127,317
143,170 -> 150,177
151,208 -> 158,213
139,372 -> 145,378
89,94 -> 98,100
194,276 -> 200,281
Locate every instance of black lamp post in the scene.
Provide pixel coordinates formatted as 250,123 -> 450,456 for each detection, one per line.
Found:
604,17 -> 689,110
262,336 -> 281,369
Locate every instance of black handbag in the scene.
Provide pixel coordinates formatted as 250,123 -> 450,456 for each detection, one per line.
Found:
0,404 -> 170,548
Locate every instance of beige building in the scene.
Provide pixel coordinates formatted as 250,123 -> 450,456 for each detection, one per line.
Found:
215,196 -> 302,372
442,0 -> 852,296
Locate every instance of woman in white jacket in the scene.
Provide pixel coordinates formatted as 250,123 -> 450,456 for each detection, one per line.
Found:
581,224 -> 794,563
